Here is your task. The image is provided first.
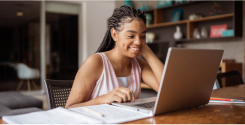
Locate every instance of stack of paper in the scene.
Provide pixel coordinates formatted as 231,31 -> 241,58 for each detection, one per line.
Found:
2,104 -> 152,124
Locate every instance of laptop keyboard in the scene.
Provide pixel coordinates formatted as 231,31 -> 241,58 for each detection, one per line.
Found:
134,101 -> 155,108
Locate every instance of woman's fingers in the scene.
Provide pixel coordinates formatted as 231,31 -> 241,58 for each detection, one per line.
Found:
114,95 -> 123,103
106,87 -> 135,104
116,87 -> 135,102
130,89 -> 135,102
115,91 -> 128,102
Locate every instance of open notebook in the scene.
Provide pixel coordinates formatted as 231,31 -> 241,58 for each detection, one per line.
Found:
2,104 -> 152,124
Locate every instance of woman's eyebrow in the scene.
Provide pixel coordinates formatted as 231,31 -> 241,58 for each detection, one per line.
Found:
126,30 -> 147,33
126,30 -> 137,33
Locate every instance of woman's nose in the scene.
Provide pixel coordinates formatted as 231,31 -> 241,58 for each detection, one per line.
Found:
134,39 -> 141,45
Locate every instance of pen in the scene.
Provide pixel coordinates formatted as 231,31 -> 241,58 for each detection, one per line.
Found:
83,107 -> 104,117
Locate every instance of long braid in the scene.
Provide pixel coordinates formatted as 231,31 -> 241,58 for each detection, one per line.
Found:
96,5 -> 146,53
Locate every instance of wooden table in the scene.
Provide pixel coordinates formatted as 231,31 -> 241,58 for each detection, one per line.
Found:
1,85 -> 245,124
124,85 -> 245,124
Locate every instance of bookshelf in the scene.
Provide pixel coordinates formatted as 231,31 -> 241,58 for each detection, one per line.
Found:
140,1 -> 243,89
144,1 -> 243,43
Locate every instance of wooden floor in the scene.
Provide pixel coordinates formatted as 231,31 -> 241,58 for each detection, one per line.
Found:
0,79 -> 41,91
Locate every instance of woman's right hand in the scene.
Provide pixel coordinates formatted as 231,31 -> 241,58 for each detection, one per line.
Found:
100,87 -> 135,104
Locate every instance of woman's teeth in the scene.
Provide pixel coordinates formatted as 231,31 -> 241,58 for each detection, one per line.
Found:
130,48 -> 140,51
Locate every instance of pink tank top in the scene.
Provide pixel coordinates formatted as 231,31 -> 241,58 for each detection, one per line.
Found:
89,53 -> 141,100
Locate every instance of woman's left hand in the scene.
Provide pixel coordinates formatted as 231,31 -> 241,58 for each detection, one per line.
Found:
139,44 -> 153,58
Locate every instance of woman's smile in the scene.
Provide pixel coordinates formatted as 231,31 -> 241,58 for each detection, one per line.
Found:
129,47 -> 140,52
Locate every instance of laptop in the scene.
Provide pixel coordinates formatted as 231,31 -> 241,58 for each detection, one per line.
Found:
112,48 -> 224,115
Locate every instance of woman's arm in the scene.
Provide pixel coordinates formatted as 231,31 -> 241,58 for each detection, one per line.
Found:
65,54 -> 103,108
65,54 -> 135,109
137,45 -> 164,92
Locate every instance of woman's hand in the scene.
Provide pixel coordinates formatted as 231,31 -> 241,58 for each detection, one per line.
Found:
100,87 -> 135,104
140,44 -> 154,59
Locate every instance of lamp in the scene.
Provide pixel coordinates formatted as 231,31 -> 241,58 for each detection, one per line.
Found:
16,12 -> 23,16
16,3 -> 24,16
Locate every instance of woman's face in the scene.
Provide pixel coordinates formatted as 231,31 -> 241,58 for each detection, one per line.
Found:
114,19 -> 146,58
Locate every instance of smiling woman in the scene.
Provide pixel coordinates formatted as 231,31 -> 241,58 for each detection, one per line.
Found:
65,5 -> 164,109
110,19 -> 147,58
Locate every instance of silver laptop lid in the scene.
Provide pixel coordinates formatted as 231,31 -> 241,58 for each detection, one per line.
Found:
153,48 -> 223,115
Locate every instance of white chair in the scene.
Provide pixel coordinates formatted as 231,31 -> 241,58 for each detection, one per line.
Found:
16,63 -> 40,91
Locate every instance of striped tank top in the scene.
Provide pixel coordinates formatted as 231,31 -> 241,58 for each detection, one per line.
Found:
89,53 -> 141,100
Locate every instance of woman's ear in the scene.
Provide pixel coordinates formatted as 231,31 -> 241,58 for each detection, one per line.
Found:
110,28 -> 118,42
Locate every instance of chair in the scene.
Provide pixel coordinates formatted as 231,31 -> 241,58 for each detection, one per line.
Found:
216,70 -> 244,88
44,79 -> 73,109
16,63 -> 39,91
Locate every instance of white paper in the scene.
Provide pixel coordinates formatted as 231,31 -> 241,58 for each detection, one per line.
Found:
3,104 -> 152,124
2,107 -> 103,124
69,104 -> 153,124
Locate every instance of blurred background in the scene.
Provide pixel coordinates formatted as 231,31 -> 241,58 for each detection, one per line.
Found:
0,1 -> 244,110
0,1 -> 115,92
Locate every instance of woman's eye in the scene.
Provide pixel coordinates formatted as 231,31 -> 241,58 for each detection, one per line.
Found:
128,36 -> 134,38
141,36 -> 146,38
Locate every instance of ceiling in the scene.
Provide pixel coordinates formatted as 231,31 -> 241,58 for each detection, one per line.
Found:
0,1 -> 40,27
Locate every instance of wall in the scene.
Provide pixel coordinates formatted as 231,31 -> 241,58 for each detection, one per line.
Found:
181,39 -> 244,63
85,1 -> 115,57
116,1 -> 158,10
46,1 -> 79,15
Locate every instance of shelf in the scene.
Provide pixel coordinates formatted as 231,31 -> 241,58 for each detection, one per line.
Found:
146,36 -> 242,44
144,1 -> 200,13
147,13 -> 234,29
145,1 -> 242,45
147,20 -> 188,28
175,36 -> 242,43
189,13 -> 234,23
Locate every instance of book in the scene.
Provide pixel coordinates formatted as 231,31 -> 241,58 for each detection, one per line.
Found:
209,100 -> 245,103
210,97 -> 244,102
222,29 -> 234,37
210,24 -> 227,38
2,104 -> 153,124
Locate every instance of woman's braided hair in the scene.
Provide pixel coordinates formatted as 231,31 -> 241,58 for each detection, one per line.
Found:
96,5 -> 146,53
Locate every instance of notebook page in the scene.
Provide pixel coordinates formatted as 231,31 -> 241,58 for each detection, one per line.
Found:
69,104 -> 153,124
2,107 -> 102,124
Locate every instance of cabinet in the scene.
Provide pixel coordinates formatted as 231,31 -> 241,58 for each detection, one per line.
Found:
145,1 -> 243,43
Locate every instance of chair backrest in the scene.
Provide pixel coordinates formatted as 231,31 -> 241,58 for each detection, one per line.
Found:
16,63 -> 40,79
216,70 -> 244,88
44,79 -> 73,109
16,63 -> 31,79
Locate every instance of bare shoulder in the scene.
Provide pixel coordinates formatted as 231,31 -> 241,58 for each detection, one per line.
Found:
67,54 -> 103,107
77,54 -> 103,79
83,54 -> 103,68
